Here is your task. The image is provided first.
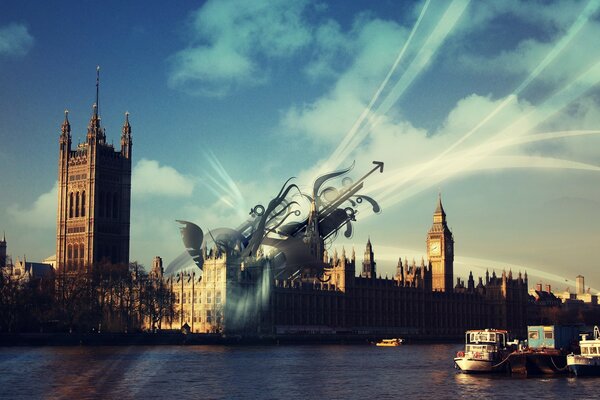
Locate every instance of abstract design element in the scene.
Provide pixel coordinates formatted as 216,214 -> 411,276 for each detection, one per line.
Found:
173,161 -> 384,280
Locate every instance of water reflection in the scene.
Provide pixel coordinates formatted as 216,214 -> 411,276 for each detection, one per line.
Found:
0,344 -> 597,399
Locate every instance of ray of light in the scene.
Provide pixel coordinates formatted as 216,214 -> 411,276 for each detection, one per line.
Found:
321,0 -> 432,175
199,151 -> 247,218
324,0 -> 471,172
368,129 -> 600,194
343,0 -> 600,204
377,58 -> 600,204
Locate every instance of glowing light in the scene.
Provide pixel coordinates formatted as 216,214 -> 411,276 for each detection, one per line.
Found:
322,0 -> 432,174
324,0 -> 471,172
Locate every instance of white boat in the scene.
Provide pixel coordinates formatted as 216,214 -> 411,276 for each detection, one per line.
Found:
375,338 -> 404,347
454,329 -> 511,373
567,326 -> 600,376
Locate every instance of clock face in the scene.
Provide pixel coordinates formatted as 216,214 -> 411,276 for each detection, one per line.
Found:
429,240 -> 441,256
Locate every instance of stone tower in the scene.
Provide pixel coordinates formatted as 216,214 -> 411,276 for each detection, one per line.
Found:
0,232 -> 6,269
56,68 -> 132,273
426,194 -> 454,292
361,238 -> 376,279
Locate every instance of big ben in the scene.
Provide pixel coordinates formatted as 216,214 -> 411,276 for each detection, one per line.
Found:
426,194 -> 454,292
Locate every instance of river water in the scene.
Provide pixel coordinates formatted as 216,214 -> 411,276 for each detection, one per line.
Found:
0,344 -> 595,399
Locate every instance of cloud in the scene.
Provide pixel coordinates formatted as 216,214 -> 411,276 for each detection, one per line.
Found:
282,17 -> 409,141
132,159 -> 194,198
7,181 -> 57,228
169,0 -> 312,96
453,0 -> 600,87
0,23 -> 34,57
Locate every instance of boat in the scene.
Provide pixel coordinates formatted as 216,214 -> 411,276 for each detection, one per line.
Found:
567,326 -> 600,376
376,338 -> 404,346
454,329 -> 512,373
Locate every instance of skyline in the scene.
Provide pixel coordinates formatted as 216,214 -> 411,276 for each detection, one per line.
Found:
1,0 -> 599,290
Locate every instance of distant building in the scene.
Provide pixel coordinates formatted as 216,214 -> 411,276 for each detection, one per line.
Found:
162,196 -> 529,338
55,69 -> 132,273
0,235 -> 53,281
556,276 -> 598,305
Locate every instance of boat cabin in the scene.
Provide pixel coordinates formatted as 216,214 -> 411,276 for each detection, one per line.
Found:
464,330 -> 508,357
579,327 -> 600,357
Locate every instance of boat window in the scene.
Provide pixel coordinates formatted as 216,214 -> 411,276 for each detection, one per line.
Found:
489,333 -> 496,342
590,347 -> 598,355
544,331 -> 553,339
582,347 -> 588,355
529,330 -> 539,340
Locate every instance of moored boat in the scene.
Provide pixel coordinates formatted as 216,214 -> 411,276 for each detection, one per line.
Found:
376,338 -> 404,346
567,326 -> 600,376
454,329 -> 511,373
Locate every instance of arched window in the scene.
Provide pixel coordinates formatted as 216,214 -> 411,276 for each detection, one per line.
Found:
81,191 -> 86,217
73,245 -> 79,267
99,192 -> 104,217
113,193 -> 119,219
67,244 -> 73,270
69,192 -> 74,218
79,244 -> 85,268
75,192 -> 80,217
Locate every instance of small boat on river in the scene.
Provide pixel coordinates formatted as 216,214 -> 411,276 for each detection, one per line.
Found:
376,338 -> 404,346
567,326 -> 600,376
454,329 -> 511,373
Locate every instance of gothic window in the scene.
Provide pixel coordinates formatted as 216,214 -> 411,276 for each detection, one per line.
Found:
69,192 -> 74,218
81,191 -> 86,217
67,244 -> 72,262
79,244 -> 85,268
216,291 -> 222,304
113,193 -> 118,219
73,245 -> 79,268
99,192 -> 104,217
206,291 -> 212,304
75,192 -> 80,217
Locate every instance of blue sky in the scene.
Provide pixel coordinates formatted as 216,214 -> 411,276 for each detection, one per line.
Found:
1,0 -> 599,291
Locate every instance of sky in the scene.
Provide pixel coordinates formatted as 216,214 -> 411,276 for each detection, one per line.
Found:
1,0 -> 599,291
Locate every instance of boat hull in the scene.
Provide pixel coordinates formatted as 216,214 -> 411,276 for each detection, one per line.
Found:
567,354 -> 600,376
454,357 -> 502,373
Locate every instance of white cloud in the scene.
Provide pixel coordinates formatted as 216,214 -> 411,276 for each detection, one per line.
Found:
7,181 -> 57,228
454,0 -> 600,86
132,159 -> 194,198
0,23 -> 34,57
283,17 -> 409,141
169,0 -> 312,96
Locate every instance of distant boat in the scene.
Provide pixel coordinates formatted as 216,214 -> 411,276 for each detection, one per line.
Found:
567,326 -> 600,376
454,329 -> 511,373
376,338 -> 404,346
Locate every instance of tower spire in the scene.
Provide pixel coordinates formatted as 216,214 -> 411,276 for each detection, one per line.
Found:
95,65 -> 100,117
61,109 -> 71,136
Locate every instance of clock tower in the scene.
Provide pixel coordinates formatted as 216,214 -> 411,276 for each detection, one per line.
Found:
427,194 -> 454,292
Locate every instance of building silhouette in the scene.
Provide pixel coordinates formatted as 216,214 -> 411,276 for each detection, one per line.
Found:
56,69 -> 132,272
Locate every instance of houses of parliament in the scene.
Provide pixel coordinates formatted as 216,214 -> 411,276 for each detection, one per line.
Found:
1,74 -> 529,339
156,195 -> 528,338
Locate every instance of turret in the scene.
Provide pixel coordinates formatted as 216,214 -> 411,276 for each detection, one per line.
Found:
59,110 -> 71,151
0,232 -> 7,268
121,112 -> 132,159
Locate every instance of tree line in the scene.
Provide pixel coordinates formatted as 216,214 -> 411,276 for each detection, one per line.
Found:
0,262 -> 178,334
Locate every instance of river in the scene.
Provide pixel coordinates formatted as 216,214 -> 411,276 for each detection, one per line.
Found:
0,344 -> 595,399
